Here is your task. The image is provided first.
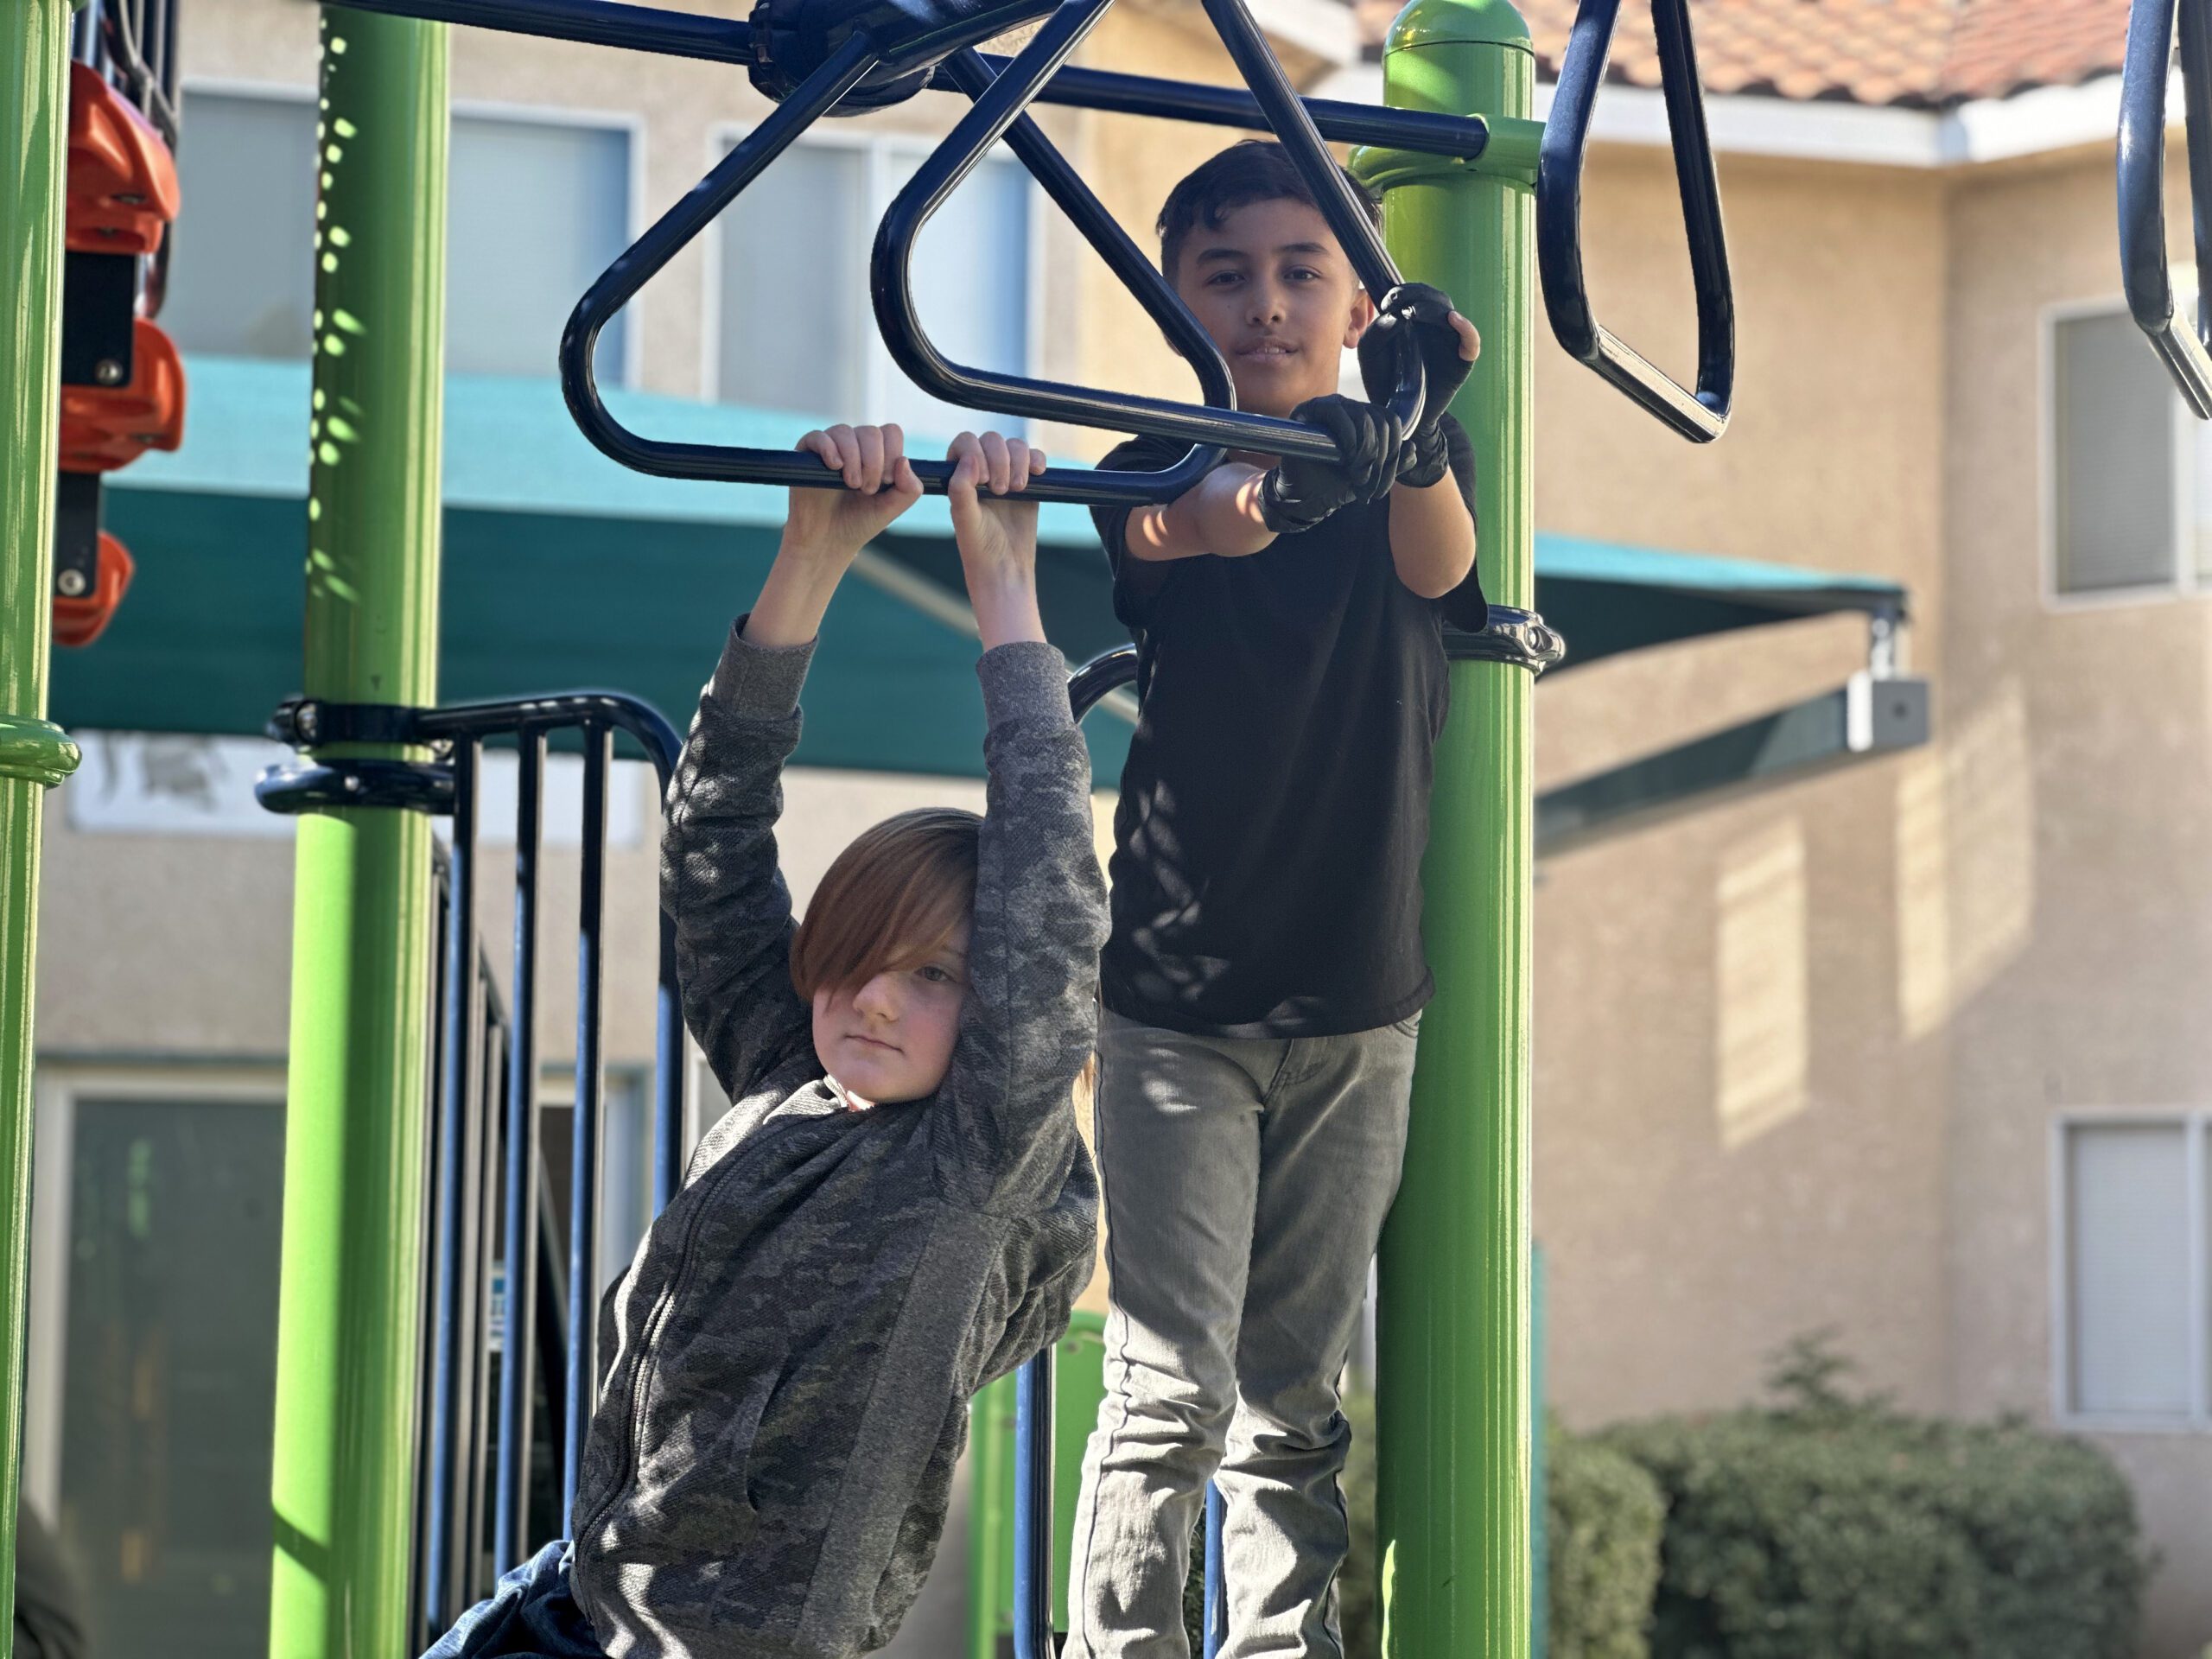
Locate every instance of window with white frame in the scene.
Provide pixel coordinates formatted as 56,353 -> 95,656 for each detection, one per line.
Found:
713,130 -> 1033,435
448,111 -> 632,381
2056,1116 -> 2209,1424
2048,302 -> 2212,598
164,91 -> 632,381
162,92 -> 321,359
29,1070 -> 288,1659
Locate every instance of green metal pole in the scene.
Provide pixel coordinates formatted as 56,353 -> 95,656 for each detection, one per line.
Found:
267,9 -> 448,1656
0,8 -> 84,1652
1357,3 -> 1536,1656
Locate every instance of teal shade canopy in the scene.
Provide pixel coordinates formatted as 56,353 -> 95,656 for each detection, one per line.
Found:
58,357 -> 1905,781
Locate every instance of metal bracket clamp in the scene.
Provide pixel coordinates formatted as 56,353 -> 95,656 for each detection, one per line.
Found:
267,696 -> 424,748
261,697 -> 449,816
1446,606 -> 1567,673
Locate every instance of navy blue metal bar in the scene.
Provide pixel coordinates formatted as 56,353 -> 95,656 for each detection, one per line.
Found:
565,725 -> 613,1523
411,692 -> 683,777
1199,0 -> 1400,311
424,740 -> 480,1634
939,47 -> 1238,465
159,0 -> 179,106
1067,647 -> 1138,722
410,855 -> 452,1652
1012,1339 -> 1057,1659
315,0 -> 1484,168
653,913 -> 683,1214
2121,0 -> 2212,416
877,16 -> 1338,464
322,0 -> 754,62
880,11 -> 1422,457
1537,0 -> 1732,441
494,731 -> 546,1571
466,978 -> 505,1603
1203,1484 -> 1226,1659
556,32 -> 1219,505
1194,0 -> 1424,433
752,0 -> 1055,93
330,0 -> 1487,162
982,54 -> 1488,158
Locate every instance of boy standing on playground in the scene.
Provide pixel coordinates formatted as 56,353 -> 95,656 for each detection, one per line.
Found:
1065,140 -> 1480,1659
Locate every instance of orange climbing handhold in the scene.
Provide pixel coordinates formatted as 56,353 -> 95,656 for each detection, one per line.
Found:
67,61 -> 180,257
58,318 -> 186,474
52,533 -> 137,650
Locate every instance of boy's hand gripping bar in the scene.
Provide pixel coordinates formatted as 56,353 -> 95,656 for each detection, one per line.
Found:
1537,0 -> 1734,442
2120,0 -> 2212,417
320,0 -> 1459,498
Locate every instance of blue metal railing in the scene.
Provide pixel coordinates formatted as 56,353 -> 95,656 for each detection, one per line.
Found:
262,690 -> 686,1643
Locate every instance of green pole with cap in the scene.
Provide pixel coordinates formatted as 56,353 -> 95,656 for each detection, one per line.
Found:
0,6 -> 85,1649
1353,2 -> 1538,1652
265,8 -> 448,1655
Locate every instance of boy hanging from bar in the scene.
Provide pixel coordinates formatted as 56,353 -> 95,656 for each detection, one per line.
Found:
423,421 -> 1109,1659
1064,139 -> 1481,1659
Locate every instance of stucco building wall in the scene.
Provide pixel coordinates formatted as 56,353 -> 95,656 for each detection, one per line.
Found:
1940,137 -> 2212,1657
1529,145 -> 1953,1421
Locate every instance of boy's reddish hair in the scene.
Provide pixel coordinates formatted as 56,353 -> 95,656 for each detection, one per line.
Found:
790,807 -> 982,1000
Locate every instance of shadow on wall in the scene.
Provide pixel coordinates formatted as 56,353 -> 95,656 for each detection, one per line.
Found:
1714,817 -> 1810,1150
1893,677 -> 2034,1040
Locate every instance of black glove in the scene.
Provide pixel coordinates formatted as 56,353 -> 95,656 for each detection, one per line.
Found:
1358,282 -> 1473,487
1257,394 -> 1403,535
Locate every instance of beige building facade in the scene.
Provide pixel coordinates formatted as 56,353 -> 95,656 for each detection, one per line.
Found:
29,2 -> 2212,1656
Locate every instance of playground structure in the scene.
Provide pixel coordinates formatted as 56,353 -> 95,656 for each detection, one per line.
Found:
35,0 -> 2212,1654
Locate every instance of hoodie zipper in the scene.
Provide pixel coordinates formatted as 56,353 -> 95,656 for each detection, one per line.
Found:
571,1109 -> 829,1550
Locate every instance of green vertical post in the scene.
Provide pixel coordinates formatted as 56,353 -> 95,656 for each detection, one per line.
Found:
1357,3 -> 1536,1656
266,9 -> 448,1657
0,6 -> 84,1650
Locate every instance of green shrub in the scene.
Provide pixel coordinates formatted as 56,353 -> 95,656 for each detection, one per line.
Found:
1335,1391 -> 1661,1659
1547,1425 -> 1665,1659
1599,1335 -> 2149,1659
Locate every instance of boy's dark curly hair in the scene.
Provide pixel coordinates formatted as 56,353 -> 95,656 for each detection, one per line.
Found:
1156,139 -> 1382,283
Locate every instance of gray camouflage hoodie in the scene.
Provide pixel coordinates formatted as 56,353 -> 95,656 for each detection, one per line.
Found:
568,625 -> 1108,1659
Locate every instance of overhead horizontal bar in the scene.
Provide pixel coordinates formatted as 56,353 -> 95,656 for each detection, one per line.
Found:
984,55 -> 1490,157
321,0 -> 1489,159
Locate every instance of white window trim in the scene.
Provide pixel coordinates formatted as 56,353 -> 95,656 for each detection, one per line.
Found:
2050,1109 -> 2212,1433
177,80 -> 645,390
23,1061 -> 288,1524
702,121 -> 1045,425
2040,283 -> 2203,613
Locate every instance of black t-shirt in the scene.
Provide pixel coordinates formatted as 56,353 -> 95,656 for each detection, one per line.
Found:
1090,416 -> 1480,1039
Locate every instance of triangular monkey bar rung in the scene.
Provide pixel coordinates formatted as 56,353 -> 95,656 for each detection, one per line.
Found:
329,0 -> 1735,498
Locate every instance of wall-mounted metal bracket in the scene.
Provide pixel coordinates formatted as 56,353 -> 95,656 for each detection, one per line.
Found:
1536,671 -> 1932,856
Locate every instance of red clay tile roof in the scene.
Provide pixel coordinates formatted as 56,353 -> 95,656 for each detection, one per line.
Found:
1351,0 -> 2134,109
